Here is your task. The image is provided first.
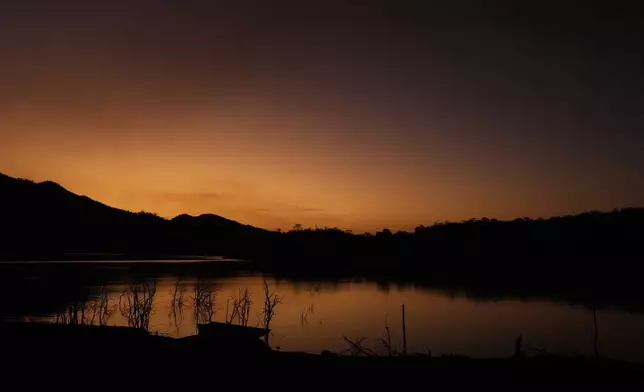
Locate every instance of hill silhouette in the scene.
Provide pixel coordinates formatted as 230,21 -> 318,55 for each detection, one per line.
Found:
1,172 -> 644,309
0,173 -> 274,259
2,172 -> 643,262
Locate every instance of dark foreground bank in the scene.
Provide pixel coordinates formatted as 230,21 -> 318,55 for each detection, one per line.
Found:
1,323 -> 642,387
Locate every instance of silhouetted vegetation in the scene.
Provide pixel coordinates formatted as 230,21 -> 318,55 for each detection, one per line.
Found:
225,288 -> 253,326
54,286 -> 116,326
256,212 -> 644,313
257,280 -> 283,346
191,280 -> 218,324
169,280 -> 187,310
118,283 -> 157,330
341,336 -> 377,357
55,300 -> 91,325
168,280 -> 187,334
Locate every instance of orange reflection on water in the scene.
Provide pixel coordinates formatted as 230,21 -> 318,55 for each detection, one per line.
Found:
40,275 -> 644,361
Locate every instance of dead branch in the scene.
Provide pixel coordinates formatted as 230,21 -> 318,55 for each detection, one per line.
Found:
118,282 -> 157,330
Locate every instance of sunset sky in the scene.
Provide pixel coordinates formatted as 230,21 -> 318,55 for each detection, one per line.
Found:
1,1 -> 642,232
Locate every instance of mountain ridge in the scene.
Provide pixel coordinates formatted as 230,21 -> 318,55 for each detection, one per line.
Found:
0,172 -> 254,227
2,171 -> 643,268
0,172 -> 272,259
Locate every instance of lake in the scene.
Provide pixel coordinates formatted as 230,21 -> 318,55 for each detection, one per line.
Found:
2,259 -> 644,361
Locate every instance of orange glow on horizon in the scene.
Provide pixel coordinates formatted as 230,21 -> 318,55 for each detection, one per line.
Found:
1,3 -> 642,232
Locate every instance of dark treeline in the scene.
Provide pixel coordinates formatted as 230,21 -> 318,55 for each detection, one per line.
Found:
271,208 -> 644,267
258,210 -> 644,311
2,173 -> 644,309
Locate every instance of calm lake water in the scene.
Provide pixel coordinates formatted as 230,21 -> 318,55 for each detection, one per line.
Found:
5,259 -> 644,361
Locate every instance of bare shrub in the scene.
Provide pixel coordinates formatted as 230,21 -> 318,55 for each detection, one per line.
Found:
341,336 -> 378,357
169,280 -> 187,309
257,281 -> 283,330
379,316 -> 401,356
225,288 -> 252,326
87,286 -> 116,326
55,301 -> 90,325
168,280 -> 188,333
257,280 -> 283,346
191,280 -> 218,324
118,282 -> 157,330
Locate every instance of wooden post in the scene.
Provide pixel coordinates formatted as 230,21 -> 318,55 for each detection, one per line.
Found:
402,304 -> 407,355
593,307 -> 599,356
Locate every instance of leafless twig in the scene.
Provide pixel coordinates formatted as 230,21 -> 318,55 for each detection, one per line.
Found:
225,288 -> 252,326
191,280 -> 218,324
379,315 -> 401,356
256,280 -> 283,346
340,336 -> 378,357
118,282 -> 156,330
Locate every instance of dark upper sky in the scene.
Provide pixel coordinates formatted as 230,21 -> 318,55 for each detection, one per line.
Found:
1,1 -> 643,231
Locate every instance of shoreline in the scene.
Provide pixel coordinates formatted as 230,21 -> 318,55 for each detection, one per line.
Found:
2,322 -> 643,385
